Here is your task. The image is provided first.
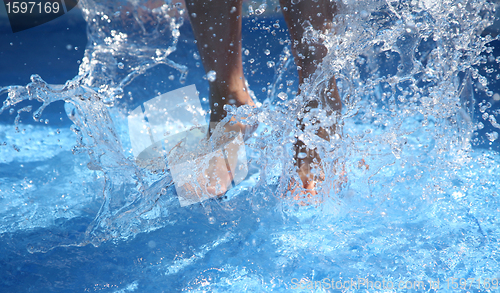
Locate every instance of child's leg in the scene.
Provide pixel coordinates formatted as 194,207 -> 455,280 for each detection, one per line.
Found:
185,0 -> 255,125
184,0 -> 255,197
280,0 -> 342,194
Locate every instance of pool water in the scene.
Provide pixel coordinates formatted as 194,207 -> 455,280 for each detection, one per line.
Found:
1,0 -> 500,292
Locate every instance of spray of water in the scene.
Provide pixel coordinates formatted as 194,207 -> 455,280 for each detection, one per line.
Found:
0,0 -> 498,254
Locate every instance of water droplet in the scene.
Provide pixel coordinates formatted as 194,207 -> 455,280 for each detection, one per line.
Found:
255,3 -> 267,15
117,62 -> 124,69
297,152 -> 307,159
172,29 -> 180,38
207,70 -> 217,82
278,92 -> 288,100
264,49 -> 270,55
486,131 -> 498,142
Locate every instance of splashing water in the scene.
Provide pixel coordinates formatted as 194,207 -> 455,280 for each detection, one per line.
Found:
1,0 -> 500,291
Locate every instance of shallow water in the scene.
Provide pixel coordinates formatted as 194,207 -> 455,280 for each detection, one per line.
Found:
1,0 -> 500,292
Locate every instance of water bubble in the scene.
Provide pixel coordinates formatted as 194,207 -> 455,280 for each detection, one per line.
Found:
66,44 -> 72,51
208,217 -> 216,224
191,12 -> 197,18
117,62 -> 124,69
267,61 -> 275,68
273,23 -> 280,29
493,93 -> 500,101
264,49 -> 270,55
244,49 -> 250,56
297,152 -> 307,159
249,58 -> 255,64
207,70 -> 217,82
230,6 -> 237,13
168,75 -> 175,80
193,52 -> 200,60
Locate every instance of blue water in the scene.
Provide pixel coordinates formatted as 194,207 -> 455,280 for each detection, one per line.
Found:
1,1 -> 500,292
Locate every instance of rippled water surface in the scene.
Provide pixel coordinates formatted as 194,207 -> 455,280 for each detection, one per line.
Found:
1,0 -> 500,292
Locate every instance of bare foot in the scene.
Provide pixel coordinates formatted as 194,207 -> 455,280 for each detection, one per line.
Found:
288,156 -> 348,206
172,124 -> 247,206
291,77 -> 342,199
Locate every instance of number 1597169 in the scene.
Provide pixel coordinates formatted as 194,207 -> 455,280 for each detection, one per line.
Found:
5,1 -> 60,14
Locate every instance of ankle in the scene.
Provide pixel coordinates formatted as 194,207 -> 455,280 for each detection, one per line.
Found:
209,85 -> 254,123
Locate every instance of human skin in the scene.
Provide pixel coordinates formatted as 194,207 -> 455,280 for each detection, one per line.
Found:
184,0 -> 341,195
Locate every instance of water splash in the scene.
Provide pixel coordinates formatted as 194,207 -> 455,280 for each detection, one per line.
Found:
0,0 -> 499,258
1,0 -> 188,249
